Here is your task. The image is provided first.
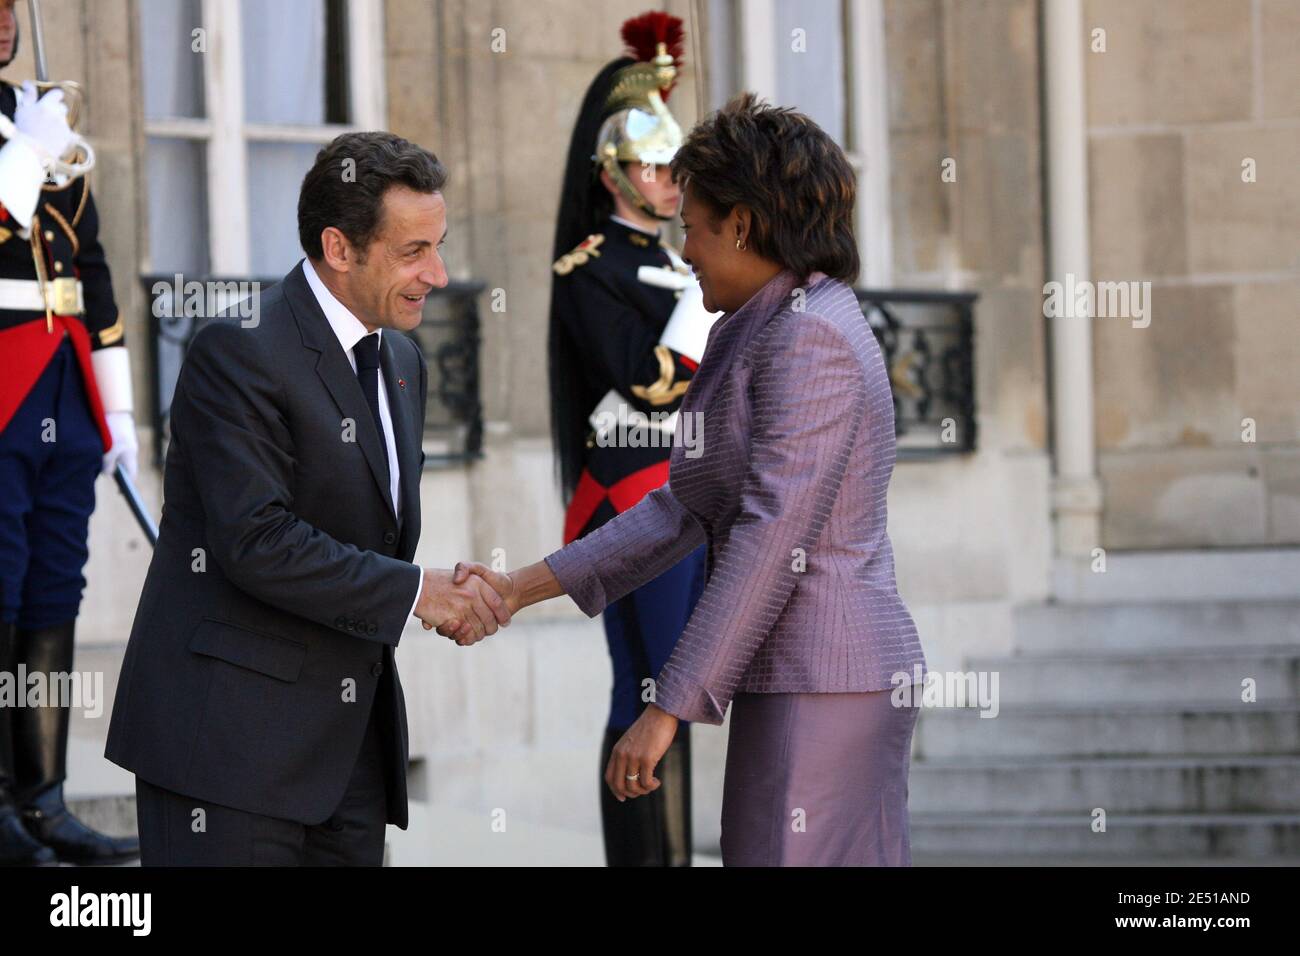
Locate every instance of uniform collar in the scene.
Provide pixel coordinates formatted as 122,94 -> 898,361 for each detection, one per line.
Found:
609,214 -> 661,239
301,257 -> 380,356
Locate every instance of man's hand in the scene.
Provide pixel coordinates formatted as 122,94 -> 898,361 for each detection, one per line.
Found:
413,566 -> 512,645
430,562 -> 518,645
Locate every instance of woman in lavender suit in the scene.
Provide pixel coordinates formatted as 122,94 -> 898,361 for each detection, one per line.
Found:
446,94 -> 928,866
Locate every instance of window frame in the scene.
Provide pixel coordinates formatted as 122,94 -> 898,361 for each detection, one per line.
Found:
731,0 -> 893,286
140,0 -> 387,274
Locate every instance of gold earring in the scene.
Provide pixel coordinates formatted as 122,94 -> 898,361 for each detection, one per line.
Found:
735,237 -> 746,251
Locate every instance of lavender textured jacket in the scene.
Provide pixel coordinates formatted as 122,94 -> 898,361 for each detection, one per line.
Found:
544,268 -> 927,725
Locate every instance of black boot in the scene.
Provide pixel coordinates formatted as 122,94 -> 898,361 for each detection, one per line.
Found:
599,722 -> 693,867
0,620 -> 57,866
15,621 -> 139,865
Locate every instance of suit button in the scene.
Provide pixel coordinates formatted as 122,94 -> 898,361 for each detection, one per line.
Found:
53,261 -> 64,273
367,623 -> 378,636
43,229 -> 54,241
384,532 -> 396,545
335,616 -> 346,628
371,662 -> 384,677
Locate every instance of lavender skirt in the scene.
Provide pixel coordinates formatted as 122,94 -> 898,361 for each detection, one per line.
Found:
719,689 -> 922,866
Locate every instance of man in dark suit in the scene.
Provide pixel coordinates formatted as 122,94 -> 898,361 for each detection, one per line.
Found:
104,131 -> 513,866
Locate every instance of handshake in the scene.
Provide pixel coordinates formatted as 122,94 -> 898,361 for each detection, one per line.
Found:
412,561 -> 521,646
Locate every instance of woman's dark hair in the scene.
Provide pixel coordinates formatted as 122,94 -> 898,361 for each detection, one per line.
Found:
671,92 -> 859,284
548,58 -> 634,503
298,131 -> 447,260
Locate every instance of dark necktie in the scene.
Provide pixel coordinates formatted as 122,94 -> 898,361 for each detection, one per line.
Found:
352,332 -> 388,453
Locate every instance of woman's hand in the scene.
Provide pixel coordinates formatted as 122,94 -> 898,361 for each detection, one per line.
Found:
604,704 -> 679,802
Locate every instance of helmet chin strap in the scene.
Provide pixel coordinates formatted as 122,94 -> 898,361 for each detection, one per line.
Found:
602,153 -> 675,222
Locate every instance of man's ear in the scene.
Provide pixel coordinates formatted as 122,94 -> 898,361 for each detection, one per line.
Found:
319,226 -> 353,273
598,166 -> 619,199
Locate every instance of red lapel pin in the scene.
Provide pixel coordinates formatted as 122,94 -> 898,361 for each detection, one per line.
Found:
398,378 -> 406,389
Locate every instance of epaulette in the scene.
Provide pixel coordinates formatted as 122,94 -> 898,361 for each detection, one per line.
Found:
552,233 -> 605,276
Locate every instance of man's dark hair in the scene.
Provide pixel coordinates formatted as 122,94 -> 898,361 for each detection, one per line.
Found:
670,92 -> 859,284
298,131 -> 447,261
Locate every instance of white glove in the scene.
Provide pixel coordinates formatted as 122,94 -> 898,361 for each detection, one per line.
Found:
0,84 -> 78,227
104,410 -> 139,480
13,82 -> 75,160
657,277 -> 721,364
91,347 -> 138,479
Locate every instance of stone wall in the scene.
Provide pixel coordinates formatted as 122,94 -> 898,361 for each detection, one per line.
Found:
1085,0 -> 1300,548
882,0 -> 1054,674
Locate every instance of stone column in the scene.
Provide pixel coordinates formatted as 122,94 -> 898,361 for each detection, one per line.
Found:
1044,0 -> 1102,556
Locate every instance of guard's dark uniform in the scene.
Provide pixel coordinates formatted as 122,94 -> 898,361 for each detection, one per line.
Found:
0,78 -> 139,865
548,9 -> 707,868
552,218 -> 707,866
553,219 -> 702,548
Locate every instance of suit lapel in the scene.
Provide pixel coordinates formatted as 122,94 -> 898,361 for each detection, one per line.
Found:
284,263 -> 398,523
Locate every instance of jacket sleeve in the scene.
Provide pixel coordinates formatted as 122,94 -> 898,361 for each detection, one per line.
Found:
556,267 -> 697,417
543,479 -> 706,616
67,177 -> 124,350
651,312 -> 870,724
169,320 -> 422,646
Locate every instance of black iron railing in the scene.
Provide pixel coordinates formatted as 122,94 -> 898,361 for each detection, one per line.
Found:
142,273 -> 484,469
854,288 -> 977,458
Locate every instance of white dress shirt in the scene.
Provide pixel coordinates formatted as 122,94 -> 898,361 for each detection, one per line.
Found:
301,258 -> 423,624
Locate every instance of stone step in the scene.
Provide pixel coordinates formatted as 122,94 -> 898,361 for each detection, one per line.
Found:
915,702 -> 1300,758
1013,600 -> 1300,654
909,812 -> 1300,859
910,755 -> 1300,814
1052,548 -> 1300,604
963,645 -> 1300,704
66,794 -> 138,839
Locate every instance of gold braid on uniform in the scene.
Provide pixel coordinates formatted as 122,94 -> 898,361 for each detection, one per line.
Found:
97,312 -> 125,346
630,344 -> 690,406
552,234 -> 604,275
71,174 -> 92,228
42,202 -> 80,256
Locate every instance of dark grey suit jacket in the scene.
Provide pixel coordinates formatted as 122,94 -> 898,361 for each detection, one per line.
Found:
105,261 -> 426,828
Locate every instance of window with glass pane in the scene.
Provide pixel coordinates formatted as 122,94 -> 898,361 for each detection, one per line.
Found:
140,0 -> 205,121
141,0 -> 366,277
139,0 -> 208,273
247,141 -> 323,275
773,0 -> 847,146
146,138 -> 211,276
241,0 -> 350,125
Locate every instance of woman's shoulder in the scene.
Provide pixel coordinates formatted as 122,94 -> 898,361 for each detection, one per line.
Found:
756,274 -> 873,359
